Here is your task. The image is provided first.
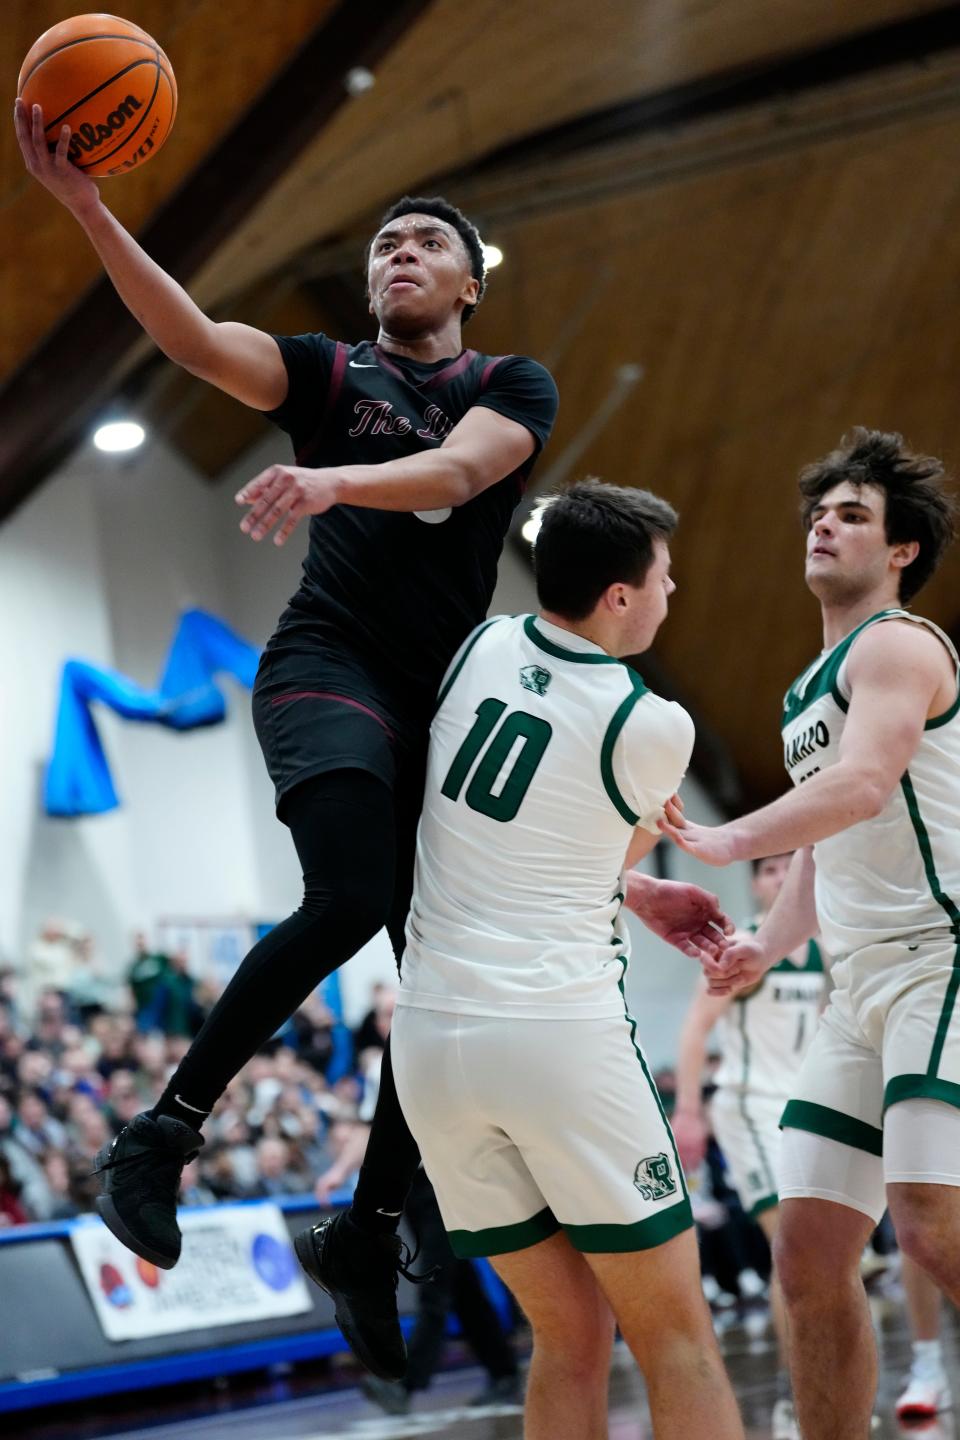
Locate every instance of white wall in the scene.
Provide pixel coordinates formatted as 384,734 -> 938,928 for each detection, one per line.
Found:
0,435 -> 270,980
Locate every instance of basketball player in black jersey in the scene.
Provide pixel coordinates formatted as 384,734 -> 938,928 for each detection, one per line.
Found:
17,99 -> 732,1381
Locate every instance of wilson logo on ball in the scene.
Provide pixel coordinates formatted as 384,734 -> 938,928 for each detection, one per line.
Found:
67,95 -> 142,163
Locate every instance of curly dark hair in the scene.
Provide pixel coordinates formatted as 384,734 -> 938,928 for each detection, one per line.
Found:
365,195 -> 486,323
534,478 -> 678,620
798,428 -> 957,603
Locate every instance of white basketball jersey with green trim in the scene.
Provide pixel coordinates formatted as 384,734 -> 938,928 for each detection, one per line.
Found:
781,609 -> 960,960
398,614 -> 695,1019
713,940 -> 826,1100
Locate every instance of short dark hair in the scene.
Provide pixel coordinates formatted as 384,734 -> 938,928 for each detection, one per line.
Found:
366,195 -> 486,323
534,478 -> 678,620
798,428 -> 956,603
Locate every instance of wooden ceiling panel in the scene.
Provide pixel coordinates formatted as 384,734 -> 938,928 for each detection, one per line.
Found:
187,0 -> 940,313
0,0 -> 338,374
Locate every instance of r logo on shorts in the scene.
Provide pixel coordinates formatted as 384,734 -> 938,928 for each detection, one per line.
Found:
519,664 -> 552,697
633,1152 -> 677,1202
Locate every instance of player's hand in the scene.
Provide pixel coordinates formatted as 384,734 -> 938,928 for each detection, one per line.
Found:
658,807 -> 741,868
236,465 -> 343,546
672,1107 -> 708,1171
701,936 -> 770,996
14,100 -> 100,212
626,873 -> 734,960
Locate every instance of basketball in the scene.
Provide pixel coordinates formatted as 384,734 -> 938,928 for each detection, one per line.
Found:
17,13 -> 176,178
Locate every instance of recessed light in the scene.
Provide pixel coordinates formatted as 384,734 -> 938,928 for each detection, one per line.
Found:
93,421 -> 146,453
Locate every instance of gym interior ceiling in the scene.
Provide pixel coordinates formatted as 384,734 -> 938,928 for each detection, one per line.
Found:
2,0 -> 959,808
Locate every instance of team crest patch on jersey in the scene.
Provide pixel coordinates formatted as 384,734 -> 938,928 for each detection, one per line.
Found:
519,664 -> 552,697
633,1152 -> 677,1202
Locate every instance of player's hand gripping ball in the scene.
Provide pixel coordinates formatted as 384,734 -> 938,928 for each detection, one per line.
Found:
18,13 -> 176,177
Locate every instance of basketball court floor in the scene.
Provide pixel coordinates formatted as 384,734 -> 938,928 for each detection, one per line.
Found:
16,1284 -> 958,1440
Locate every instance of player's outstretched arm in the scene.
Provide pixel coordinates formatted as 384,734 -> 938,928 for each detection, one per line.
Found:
14,100 -> 287,412
660,624 -> 951,865
625,869 -> 733,961
672,979 -> 732,1170
236,404 -> 537,546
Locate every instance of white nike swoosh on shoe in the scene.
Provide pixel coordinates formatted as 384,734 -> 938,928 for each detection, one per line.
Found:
349,361 -> 377,367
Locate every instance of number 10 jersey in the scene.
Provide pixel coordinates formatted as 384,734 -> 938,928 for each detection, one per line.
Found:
398,614 -> 695,1019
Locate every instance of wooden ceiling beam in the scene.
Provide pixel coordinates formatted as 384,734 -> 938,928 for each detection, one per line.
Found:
0,0 -> 433,522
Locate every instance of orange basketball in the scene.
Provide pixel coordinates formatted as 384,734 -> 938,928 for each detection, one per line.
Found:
18,13 -> 176,178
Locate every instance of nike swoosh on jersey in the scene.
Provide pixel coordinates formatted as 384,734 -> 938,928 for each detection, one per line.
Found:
349,361 -> 377,368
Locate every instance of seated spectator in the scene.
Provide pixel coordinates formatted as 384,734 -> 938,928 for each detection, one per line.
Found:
95,1016 -> 137,1081
14,1089 -> 68,1158
253,1136 -> 310,1198
290,994 -> 337,1076
24,918 -> 85,1021
353,982 -> 396,1057
104,1070 -> 145,1130
149,949 -> 203,1039
0,1095 -> 51,1220
67,1095 -> 112,1166
64,935 -> 113,1023
0,1153 -> 29,1227
30,991 -> 72,1062
131,1032 -> 170,1100
179,1157 -> 217,1208
127,932 -> 171,1030
41,1150 -> 83,1221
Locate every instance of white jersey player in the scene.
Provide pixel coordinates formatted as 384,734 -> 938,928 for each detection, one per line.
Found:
674,852 -> 825,1440
660,428 -> 960,1440
393,480 -> 745,1440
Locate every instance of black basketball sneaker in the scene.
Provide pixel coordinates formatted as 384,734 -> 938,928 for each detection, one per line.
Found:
294,1211 -> 427,1381
94,1111 -> 204,1269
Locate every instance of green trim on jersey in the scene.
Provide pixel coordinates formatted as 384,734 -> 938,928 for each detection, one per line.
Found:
900,772 -> 960,1078
600,672 -> 649,825
781,610 -> 901,726
884,1073 -> 960,1113
564,1201 -> 693,1254
750,1193 -> 779,1220
524,615 -> 623,664
435,619 -> 500,711
781,1098 -> 883,1156
448,1204 -> 561,1259
768,938 -> 824,975
926,684 -> 960,730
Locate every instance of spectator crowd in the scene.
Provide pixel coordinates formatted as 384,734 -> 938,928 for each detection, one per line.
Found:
0,921 -> 394,1229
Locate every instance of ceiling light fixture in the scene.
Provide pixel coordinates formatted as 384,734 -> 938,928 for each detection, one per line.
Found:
93,421 -> 146,453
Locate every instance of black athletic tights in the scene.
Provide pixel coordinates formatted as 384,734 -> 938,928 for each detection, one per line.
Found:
154,768 -> 421,1217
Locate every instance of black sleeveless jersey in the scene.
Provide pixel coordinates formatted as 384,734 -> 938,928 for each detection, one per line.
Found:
263,333 -> 558,708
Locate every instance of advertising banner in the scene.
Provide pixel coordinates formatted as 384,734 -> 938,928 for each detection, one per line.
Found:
70,1202 -> 312,1342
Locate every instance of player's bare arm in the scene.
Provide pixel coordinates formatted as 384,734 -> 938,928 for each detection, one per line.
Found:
14,100 -> 287,412
704,847 -> 818,996
661,622 -> 955,866
625,868 -> 733,962
672,979 -> 733,1168
235,405 -> 536,546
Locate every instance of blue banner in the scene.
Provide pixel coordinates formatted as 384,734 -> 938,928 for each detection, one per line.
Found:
46,609 -> 260,817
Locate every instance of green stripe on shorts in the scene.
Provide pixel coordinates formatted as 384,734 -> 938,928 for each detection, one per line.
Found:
448,1205 -> 560,1259
563,1199 -> 693,1253
884,1073 -> 960,1113
781,1099 -> 883,1156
